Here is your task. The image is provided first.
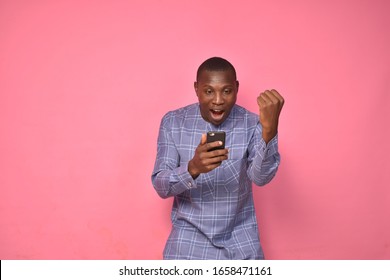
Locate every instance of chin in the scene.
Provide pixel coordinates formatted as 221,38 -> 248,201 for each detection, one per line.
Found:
210,118 -> 225,126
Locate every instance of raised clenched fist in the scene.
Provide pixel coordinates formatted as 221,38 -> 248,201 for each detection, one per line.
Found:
257,89 -> 284,143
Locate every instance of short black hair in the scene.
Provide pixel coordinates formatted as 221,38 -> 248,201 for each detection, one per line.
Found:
196,57 -> 237,81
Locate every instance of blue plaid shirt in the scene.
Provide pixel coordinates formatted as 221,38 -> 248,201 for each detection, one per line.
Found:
152,103 -> 280,259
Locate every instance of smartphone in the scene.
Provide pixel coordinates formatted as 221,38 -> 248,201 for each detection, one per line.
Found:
206,131 -> 226,151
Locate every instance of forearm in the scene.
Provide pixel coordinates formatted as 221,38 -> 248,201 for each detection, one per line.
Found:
248,135 -> 280,186
152,163 -> 197,198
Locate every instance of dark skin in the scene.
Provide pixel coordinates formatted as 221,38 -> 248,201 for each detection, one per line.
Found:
188,70 -> 284,179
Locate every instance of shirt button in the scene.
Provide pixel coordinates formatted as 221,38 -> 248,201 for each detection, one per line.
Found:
187,182 -> 192,187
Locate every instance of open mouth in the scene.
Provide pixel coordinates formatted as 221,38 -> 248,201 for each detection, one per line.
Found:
210,109 -> 225,121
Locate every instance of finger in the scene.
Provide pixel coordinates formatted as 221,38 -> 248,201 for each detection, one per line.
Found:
262,90 -> 285,107
257,92 -> 270,105
207,148 -> 229,157
270,89 -> 285,104
205,162 -> 223,172
200,133 -> 207,145
259,91 -> 274,104
257,95 -> 271,109
204,155 -> 229,166
205,140 -> 224,151
266,91 -> 281,104
257,95 -> 266,106
208,153 -> 228,162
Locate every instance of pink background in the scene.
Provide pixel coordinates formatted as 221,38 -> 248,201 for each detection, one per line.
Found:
1,0 -> 389,259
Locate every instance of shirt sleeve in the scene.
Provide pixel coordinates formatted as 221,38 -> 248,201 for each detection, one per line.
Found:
151,116 -> 197,198
247,123 -> 280,186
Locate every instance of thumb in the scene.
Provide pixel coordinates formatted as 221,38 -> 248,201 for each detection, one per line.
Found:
200,133 -> 207,145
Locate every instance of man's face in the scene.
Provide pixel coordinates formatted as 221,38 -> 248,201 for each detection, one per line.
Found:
194,70 -> 238,126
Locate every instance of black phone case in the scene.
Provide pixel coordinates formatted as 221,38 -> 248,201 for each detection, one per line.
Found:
206,131 -> 225,151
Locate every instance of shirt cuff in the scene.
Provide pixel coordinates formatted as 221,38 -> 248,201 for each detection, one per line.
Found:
176,163 -> 197,190
258,134 -> 278,159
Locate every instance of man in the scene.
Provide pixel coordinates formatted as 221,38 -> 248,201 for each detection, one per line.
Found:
151,57 -> 284,259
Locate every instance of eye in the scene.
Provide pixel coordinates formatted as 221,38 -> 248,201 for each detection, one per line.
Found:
224,88 -> 232,94
205,89 -> 213,95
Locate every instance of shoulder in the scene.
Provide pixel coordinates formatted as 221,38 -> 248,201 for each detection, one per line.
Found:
160,103 -> 198,128
162,103 -> 198,121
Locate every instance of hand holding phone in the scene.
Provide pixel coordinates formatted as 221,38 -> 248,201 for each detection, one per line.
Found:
188,131 -> 227,179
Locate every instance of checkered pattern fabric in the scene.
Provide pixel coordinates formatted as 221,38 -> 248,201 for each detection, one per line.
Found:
152,103 -> 280,259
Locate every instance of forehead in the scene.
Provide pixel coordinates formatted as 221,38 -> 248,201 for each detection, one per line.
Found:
197,70 -> 236,86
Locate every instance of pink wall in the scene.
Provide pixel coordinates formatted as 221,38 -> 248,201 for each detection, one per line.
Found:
1,0 -> 389,259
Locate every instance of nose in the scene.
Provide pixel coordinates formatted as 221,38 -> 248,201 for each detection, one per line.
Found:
213,92 -> 224,105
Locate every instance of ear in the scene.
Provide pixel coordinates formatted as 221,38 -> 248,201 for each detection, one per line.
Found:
236,80 -> 239,92
194,81 -> 199,96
